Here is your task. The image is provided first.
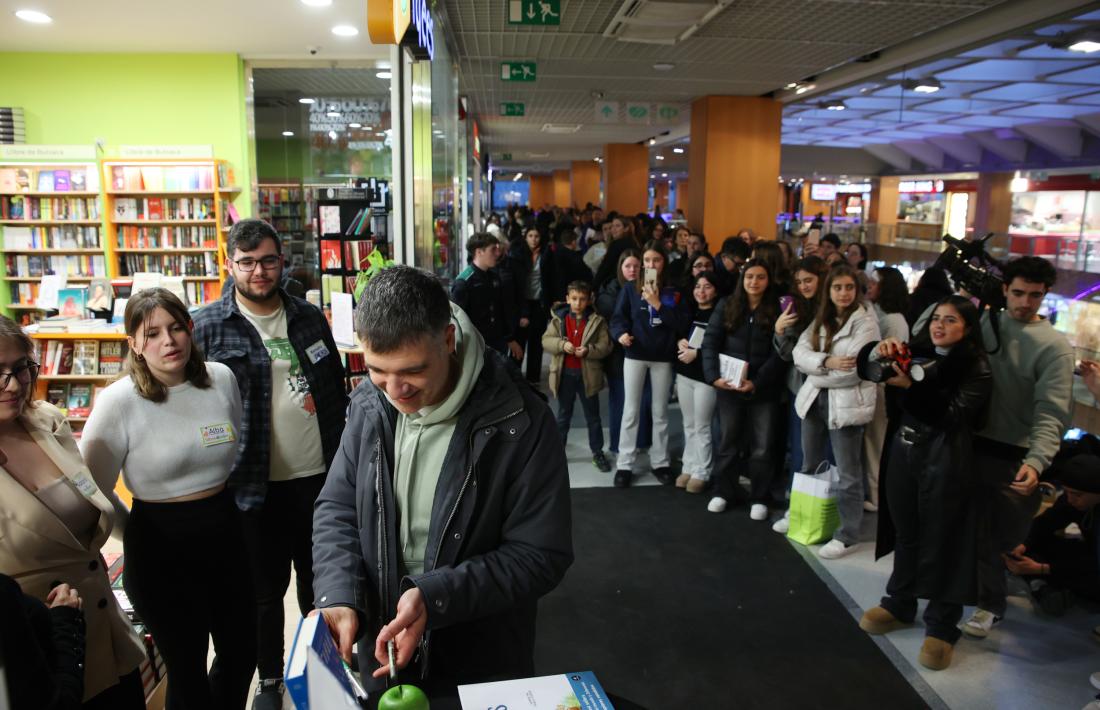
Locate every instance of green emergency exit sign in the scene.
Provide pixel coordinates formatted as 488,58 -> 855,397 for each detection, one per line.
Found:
508,0 -> 561,25
500,102 -> 526,117
501,62 -> 537,82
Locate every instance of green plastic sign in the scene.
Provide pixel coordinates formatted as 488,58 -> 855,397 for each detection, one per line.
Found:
501,62 -> 537,81
507,0 -> 561,25
501,153 -> 513,160
500,102 -> 526,117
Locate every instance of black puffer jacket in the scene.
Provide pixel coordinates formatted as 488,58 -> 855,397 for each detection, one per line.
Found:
701,296 -> 787,401
312,350 -> 573,695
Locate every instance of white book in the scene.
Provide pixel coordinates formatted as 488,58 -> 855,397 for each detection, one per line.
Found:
130,272 -> 163,296
688,324 -> 706,349
719,353 -> 748,388
330,292 -> 355,347
36,274 -> 66,310
3,226 -> 32,249
458,671 -> 613,710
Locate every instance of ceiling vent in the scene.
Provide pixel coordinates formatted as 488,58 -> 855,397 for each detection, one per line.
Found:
604,0 -> 733,45
540,124 -> 582,134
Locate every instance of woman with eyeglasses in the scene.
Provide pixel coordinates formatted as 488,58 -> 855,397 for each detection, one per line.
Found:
80,289 -> 257,709
0,315 -> 147,709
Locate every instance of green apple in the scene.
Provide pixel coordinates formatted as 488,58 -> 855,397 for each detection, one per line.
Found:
377,684 -> 430,710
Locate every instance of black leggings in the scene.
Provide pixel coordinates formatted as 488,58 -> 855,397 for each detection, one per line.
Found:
124,490 -> 257,710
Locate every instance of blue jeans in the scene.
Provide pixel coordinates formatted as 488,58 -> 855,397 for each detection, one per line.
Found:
607,370 -> 651,453
557,369 -> 604,453
800,391 -> 865,546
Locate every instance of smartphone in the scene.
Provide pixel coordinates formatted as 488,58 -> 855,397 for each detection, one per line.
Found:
780,295 -> 793,312
644,267 -> 658,289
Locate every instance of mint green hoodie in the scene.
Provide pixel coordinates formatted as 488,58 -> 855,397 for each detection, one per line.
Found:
391,303 -> 485,575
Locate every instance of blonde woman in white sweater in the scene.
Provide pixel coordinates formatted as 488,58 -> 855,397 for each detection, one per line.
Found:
794,265 -> 881,560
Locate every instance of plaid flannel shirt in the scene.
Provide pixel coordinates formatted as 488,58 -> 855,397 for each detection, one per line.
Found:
192,287 -> 349,511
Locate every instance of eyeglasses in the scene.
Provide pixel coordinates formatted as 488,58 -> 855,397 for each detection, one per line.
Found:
232,255 -> 282,272
0,361 -> 39,390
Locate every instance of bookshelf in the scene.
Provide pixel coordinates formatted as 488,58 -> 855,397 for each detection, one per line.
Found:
0,162 -> 106,316
30,332 -> 128,430
101,158 -> 238,308
315,181 -> 391,307
258,183 -> 307,268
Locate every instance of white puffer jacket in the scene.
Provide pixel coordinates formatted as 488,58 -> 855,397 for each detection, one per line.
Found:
793,303 -> 881,429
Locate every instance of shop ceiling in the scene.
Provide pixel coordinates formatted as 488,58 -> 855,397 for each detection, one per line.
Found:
444,0 -> 1100,176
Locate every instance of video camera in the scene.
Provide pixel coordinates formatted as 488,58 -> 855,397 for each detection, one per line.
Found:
933,233 -> 1005,310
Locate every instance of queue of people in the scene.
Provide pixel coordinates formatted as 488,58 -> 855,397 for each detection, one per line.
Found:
465,205 -> 1084,678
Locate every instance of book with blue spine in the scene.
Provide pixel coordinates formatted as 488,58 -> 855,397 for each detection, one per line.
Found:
285,614 -> 363,710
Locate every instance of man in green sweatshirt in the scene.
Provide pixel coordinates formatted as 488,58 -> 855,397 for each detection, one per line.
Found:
311,265 -> 573,698
961,256 -> 1075,639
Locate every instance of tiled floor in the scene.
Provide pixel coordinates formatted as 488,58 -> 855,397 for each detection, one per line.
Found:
109,368 -> 1099,709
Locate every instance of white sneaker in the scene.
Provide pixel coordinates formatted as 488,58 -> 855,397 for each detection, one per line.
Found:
961,608 -> 1000,639
771,511 -> 790,534
1090,671 -> 1100,691
707,496 -> 727,513
818,539 -> 857,560
750,504 -> 768,521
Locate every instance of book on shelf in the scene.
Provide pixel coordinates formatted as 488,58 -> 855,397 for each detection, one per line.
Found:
56,287 -> 87,319
72,340 -> 99,375
113,196 -> 212,221
1,224 -> 101,249
87,278 -> 113,311
55,341 -> 75,375
45,383 -> 69,413
116,225 -> 216,249
319,205 -> 341,236
15,169 -> 31,191
36,171 -> 54,192
117,252 -> 217,278
0,166 -> 96,193
344,240 -> 375,271
36,274 -> 64,311
66,384 -> 92,417
320,240 -> 342,271
98,341 -> 126,375
53,170 -> 71,192
109,164 -> 215,192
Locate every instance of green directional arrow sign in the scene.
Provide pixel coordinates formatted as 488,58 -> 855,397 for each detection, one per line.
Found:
501,61 -> 537,82
500,102 -> 526,117
508,0 -> 561,25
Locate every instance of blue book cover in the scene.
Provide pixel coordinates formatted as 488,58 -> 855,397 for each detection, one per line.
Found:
285,614 -> 359,710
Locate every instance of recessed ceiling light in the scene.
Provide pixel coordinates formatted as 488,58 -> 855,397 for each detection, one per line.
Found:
820,100 -> 847,111
649,138 -> 656,146
661,172 -> 668,178
15,9 -> 52,23
327,111 -> 341,118
653,63 -> 675,71
298,97 -> 315,104
349,122 -> 362,128
282,131 -> 294,137
1069,40 -> 1100,53
656,155 -> 665,160
673,147 -> 684,154
795,84 -> 815,95
300,0 -> 332,5
377,71 -> 392,79
514,172 -> 523,181
784,82 -> 798,90
650,174 -> 656,179
331,24 -> 359,36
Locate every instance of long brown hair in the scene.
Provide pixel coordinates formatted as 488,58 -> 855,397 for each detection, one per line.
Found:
723,258 -> 779,333
615,248 -> 642,288
811,264 -> 862,353
125,288 -> 211,402
0,315 -> 38,410
634,241 -> 668,292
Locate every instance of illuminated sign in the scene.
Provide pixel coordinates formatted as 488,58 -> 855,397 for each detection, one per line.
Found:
811,183 -> 872,200
899,179 -> 945,194
403,0 -> 434,60
367,0 -> 411,45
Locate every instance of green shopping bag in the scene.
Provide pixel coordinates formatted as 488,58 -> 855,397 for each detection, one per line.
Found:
787,461 -> 840,546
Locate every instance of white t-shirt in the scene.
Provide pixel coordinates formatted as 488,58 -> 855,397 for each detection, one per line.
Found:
238,300 -> 326,482
80,362 -> 242,501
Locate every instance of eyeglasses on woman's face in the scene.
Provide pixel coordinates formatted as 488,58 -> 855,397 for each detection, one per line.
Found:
0,361 -> 39,390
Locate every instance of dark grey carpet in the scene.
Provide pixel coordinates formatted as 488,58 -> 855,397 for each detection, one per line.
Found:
534,486 -> 931,710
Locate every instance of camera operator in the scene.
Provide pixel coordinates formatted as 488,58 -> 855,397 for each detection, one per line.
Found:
959,256 -> 1075,638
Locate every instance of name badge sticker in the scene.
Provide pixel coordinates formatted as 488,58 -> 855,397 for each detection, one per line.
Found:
71,471 -> 99,498
200,422 -> 236,447
306,340 -> 330,364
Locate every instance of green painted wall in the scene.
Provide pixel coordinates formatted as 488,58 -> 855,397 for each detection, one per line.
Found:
0,52 -> 254,317
0,52 -> 252,205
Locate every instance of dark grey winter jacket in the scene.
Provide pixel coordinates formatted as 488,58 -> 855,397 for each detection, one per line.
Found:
311,350 -> 573,694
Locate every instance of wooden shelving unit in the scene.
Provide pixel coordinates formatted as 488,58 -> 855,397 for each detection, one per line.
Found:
258,183 -> 307,269
30,332 -> 128,429
0,161 -> 106,317
101,158 -> 238,307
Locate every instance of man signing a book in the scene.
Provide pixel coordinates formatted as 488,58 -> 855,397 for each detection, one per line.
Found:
311,265 -> 573,699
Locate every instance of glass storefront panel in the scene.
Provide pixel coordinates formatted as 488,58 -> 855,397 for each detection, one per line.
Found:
1010,190 -> 1086,237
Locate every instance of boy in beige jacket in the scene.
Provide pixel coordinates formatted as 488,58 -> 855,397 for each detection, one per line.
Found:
542,280 -> 614,471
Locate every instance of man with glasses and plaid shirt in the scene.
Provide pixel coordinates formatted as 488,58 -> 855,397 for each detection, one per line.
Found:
192,219 -> 348,710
